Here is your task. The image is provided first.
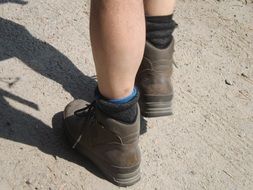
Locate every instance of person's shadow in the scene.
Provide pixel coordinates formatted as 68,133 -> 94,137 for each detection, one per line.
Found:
0,16 -> 103,178
0,16 -> 147,182
0,17 -> 97,101
0,87 -> 105,178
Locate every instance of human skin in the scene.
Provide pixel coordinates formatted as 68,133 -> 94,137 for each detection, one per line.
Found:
144,0 -> 176,16
90,0 -> 145,99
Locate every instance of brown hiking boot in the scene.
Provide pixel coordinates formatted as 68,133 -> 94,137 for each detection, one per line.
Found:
63,99 -> 141,187
136,38 -> 175,117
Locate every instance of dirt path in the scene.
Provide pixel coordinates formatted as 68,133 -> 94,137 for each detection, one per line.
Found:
0,0 -> 253,189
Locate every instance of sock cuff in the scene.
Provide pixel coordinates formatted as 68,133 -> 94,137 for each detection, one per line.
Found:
146,14 -> 173,22
145,14 -> 178,49
109,88 -> 137,104
95,87 -> 138,104
95,88 -> 139,123
96,90 -> 139,114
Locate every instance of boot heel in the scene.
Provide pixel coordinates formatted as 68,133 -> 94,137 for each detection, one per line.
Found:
110,165 -> 141,187
139,95 -> 173,117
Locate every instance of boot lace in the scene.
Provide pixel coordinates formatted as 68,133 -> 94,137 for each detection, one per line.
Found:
72,101 -> 96,149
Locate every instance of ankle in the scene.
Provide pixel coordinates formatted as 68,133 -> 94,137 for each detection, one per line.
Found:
96,87 -> 139,123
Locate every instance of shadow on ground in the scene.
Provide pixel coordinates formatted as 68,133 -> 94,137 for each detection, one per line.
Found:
0,17 -> 97,101
0,17 -> 103,179
0,16 -> 147,181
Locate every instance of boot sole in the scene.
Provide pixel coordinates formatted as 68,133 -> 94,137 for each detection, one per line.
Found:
63,122 -> 141,187
139,95 -> 173,117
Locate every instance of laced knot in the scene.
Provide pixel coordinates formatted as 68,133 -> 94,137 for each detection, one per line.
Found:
74,101 -> 96,118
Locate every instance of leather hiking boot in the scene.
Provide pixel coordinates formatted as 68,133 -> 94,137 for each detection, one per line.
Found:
63,99 -> 141,187
136,38 -> 175,117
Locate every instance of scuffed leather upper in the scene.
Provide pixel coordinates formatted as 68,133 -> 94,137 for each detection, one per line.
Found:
136,39 -> 175,96
63,99 -> 141,168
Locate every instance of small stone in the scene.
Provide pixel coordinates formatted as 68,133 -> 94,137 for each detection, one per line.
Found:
225,79 -> 232,85
25,180 -> 31,185
241,73 -> 248,78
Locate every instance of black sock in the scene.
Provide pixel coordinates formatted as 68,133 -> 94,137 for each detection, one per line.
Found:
96,90 -> 139,124
146,14 -> 178,49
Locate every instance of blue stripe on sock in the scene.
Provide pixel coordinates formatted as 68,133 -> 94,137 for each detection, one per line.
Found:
95,87 -> 138,104
108,87 -> 137,104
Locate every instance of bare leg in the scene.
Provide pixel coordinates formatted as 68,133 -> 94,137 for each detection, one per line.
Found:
144,0 -> 176,16
90,0 -> 145,99
63,1 -> 145,186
